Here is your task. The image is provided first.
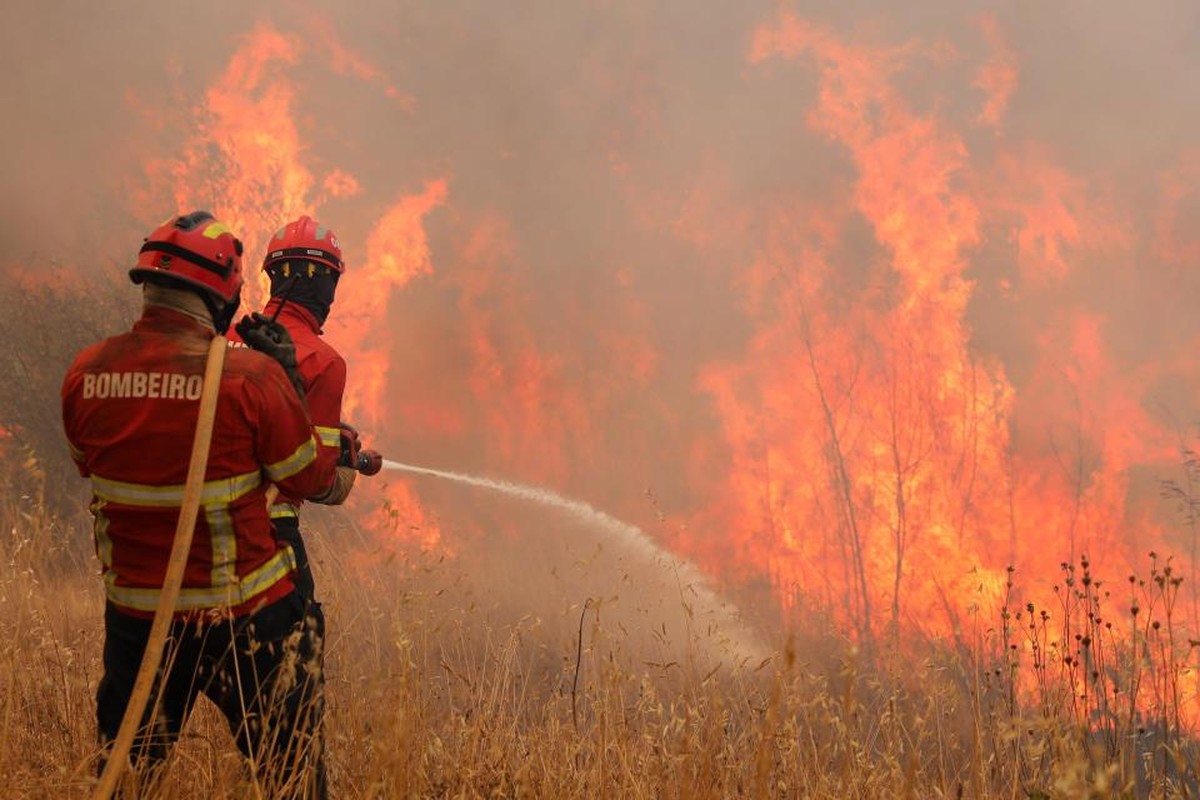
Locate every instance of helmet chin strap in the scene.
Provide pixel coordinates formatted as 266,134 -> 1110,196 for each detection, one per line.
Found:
210,289 -> 241,334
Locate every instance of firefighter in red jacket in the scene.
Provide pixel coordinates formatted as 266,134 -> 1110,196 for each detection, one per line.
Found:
235,215 -> 382,605
62,211 -> 331,798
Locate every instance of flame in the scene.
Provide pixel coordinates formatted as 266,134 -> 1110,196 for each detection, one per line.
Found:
439,213 -> 598,483
145,22 -> 314,307
76,6 -> 1199,668
358,479 -> 445,554
126,18 -> 450,552
695,11 -> 1017,631
334,179 -> 448,429
131,21 -> 422,308
974,14 -> 1017,130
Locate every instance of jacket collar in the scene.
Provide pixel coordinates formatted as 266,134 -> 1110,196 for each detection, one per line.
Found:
264,297 -> 324,335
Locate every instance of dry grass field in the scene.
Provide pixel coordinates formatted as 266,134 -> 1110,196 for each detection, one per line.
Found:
0,279 -> 1196,798
2,474 -> 1198,799
7,4 -> 1200,795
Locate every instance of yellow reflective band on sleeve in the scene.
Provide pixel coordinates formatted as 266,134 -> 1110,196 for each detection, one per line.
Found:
67,437 -> 85,462
104,546 -> 297,613
269,503 -> 299,520
264,436 -> 317,483
90,470 -> 262,508
314,426 -> 341,448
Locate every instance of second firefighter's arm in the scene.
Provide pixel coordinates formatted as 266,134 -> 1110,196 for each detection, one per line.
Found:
249,359 -> 335,500
310,465 -> 357,505
305,352 -> 355,505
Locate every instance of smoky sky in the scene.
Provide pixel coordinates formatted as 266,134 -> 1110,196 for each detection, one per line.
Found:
5,0 -> 1200,609
7,1 -> 1197,256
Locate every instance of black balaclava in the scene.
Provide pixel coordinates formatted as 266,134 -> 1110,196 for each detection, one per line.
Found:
268,261 -> 339,325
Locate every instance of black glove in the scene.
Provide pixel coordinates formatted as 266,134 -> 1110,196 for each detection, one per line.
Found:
337,422 -> 361,468
235,312 -> 305,400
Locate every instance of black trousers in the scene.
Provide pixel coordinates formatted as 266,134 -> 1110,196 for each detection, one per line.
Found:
274,514 -> 316,601
97,590 -> 327,799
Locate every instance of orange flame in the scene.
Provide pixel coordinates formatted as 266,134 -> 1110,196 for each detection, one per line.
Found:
131,18 -> 449,551
974,14 -> 1017,130
334,180 -> 448,430
106,8 -> 1200,668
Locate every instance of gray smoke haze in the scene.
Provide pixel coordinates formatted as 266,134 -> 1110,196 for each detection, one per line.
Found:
5,0 -> 1200,630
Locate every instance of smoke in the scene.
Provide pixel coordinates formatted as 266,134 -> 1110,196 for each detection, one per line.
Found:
6,0 -> 1200,634
382,459 -> 768,661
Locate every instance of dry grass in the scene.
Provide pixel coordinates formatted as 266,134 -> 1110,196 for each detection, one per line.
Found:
3,483 -> 1199,799
3,276 -> 1198,798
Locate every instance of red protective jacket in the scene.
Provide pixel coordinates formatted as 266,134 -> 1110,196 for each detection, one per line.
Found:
254,299 -> 347,516
61,304 -> 334,618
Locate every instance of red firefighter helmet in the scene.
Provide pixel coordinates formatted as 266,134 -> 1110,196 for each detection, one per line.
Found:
262,215 -> 344,275
130,211 -> 245,303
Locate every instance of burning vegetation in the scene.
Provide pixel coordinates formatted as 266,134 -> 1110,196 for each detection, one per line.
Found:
3,1 -> 1200,796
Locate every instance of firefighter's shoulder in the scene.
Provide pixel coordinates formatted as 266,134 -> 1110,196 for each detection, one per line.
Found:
223,345 -> 284,375
66,334 -> 122,373
300,335 -> 346,377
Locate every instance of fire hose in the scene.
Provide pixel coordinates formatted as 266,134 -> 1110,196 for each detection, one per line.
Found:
91,335 -> 227,800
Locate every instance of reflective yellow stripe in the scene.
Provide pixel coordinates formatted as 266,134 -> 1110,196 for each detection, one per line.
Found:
314,426 -> 341,448
269,503 -> 299,519
264,437 -> 317,483
206,505 -> 238,587
90,470 -> 262,508
104,546 -> 297,612
67,437 -> 85,462
91,499 -> 112,570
